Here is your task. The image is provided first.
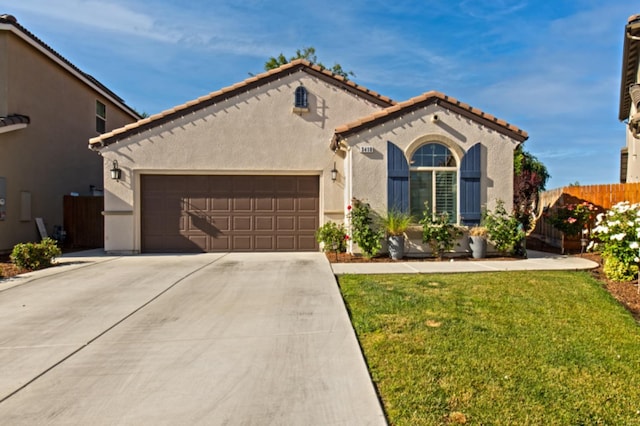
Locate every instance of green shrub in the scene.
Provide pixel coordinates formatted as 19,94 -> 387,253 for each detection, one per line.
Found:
315,221 -> 348,253
10,238 -> 61,270
483,200 -> 525,256
419,203 -> 462,259
348,199 -> 383,258
602,255 -> 639,282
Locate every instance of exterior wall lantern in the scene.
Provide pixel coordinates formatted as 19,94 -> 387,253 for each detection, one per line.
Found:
110,160 -> 122,181
331,162 -> 338,182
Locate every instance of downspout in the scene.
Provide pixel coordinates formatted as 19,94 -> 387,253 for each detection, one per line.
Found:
345,142 -> 354,253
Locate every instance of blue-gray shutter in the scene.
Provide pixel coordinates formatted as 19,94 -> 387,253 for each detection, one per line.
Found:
460,143 -> 481,225
387,141 -> 409,213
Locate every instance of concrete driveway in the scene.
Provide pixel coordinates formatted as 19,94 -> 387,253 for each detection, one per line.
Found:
0,253 -> 386,425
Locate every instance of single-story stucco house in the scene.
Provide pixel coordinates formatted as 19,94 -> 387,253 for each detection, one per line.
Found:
89,59 -> 527,254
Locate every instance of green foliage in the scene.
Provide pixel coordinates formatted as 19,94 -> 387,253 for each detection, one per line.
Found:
381,209 -> 412,236
513,145 -> 550,230
10,237 -> 61,270
603,256 -> 639,282
419,203 -> 462,258
546,201 -> 600,237
340,271 -> 640,425
483,200 -> 525,255
348,199 -> 383,258
590,201 -> 640,281
264,46 -> 355,80
315,221 -> 348,253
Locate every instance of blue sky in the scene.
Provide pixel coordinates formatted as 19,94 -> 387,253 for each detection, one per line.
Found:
5,1 -> 634,189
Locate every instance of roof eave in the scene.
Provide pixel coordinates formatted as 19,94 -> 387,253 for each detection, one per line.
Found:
619,16 -> 640,121
333,93 -> 528,145
90,60 -> 396,149
0,19 -> 140,120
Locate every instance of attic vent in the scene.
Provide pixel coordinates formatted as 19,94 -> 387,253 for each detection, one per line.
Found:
292,85 -> 309,114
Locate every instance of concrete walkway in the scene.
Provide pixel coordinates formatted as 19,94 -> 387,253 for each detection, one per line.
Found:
330,250 -> 599,275
0,252 -> 386,425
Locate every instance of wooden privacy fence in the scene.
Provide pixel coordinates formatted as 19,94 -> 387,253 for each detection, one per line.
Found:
531,183 -> 640,250
63,195 -> 104,249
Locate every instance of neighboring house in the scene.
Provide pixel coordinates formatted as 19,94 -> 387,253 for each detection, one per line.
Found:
90,59 -> 527,254
0,14 -> 139,252
619,13 -> 640,183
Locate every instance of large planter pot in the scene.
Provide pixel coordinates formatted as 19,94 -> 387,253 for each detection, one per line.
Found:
387,235 -> 405,260
469,236 -> 487,259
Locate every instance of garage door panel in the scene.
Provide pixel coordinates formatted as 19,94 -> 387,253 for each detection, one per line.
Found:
275,177 -> 296,192
277,216 -> 295,231
209,216 -> 230,232
277,198 -> 295,211
233,216 -> 252,231
298,236 -> 317,250
187,196 -> 207,211
298,196 -> 318,212
142,175 -> 319,252
233,197 -> 252,211
255,236 -> 274,250
211,197 -> 231,212
276,236 -> 295,250
255,197 -> 274,212
255,217 -> 274,231
297,177 -> 319,193
232,236 -> 252,250
298,216 -> 318,232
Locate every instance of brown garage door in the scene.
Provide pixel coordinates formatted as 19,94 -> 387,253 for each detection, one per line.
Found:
141,175 -> 319,253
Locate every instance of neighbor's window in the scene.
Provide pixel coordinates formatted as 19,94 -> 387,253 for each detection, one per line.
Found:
409,143 -> 457,220
96,100 -> 106,133
294,85 -> 308,109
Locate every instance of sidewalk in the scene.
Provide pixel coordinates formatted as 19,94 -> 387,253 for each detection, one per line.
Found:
330,250 -> 599,275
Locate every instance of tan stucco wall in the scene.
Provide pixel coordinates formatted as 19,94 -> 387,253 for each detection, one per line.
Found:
344,104 -> 519,218
0,30 -> 135,251
100,71 -> 383,253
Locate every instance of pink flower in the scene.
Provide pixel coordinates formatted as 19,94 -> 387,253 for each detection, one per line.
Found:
567,217 -> 577,224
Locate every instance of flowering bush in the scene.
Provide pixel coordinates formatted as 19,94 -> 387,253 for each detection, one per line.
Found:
315,221 -> 348,253
420,203 -> 462,259
546,201 -> 599,237
348,199 -> 383,258
590,201 -> 640,282
483,200 -> 526,256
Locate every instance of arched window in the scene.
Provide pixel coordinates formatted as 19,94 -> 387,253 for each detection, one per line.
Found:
294,85 -> 308,108
409,143 -> 457,220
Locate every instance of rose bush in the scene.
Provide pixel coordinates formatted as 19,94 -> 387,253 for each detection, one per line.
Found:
348,199 -> 383,258
590,201 -> 640,282
546,201 -> 599,237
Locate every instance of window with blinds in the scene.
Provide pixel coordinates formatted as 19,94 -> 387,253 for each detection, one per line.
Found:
409,143 -> 457,222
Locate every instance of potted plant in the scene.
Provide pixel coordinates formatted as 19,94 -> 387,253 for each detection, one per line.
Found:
381,209 -> 412,260
419,203 -> 462,260
468,225 -> 488,259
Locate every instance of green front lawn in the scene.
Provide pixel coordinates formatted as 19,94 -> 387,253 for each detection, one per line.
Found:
339,271 -> 640,425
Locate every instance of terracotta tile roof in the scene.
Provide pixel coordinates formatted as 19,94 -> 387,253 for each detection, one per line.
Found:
0,14 -> 138,119
619,14 -> 640,120
0,114 -> 30,127
90,59 -> 396,149
332,91 -> 528,147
